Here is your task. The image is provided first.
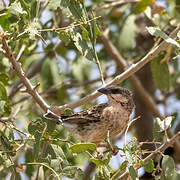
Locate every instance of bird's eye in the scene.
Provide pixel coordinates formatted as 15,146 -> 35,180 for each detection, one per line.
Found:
111,89 -> 118,94
111,89 -> 119,94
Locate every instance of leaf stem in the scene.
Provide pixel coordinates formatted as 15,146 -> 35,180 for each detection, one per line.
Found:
22,162 -> 61,180
36,0 -> 40,18
92,44 -> 105,84
84,8 -> 105,84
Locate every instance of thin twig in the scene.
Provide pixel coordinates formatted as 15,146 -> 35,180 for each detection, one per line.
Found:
21,162 -> 61,180
124,116 -> 140,145
11,73 -> 115,106
117,131 -> 180,180
2,0 -> 6,7
90,12 -> 105,84
38,16 -> 101,32
16,44 -> 26,62
36,141 -> 50,180
94,0 -> 140,12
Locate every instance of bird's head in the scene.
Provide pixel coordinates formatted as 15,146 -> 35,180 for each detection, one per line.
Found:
98,86 -> 133,105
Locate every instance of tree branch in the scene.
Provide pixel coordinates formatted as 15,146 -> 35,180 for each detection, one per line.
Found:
94,0 -> 140,12
100,29 -> 161,118
1,33 -> 50,112
11,73 -> 115,106
116,131 -> 180,180
51,24 -> 180,115
1,24 -> 180,117
8,40 -> 63,99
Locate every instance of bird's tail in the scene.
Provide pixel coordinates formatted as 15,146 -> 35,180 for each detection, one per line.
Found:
44,110 -> 77,129
44,110 -> 62,123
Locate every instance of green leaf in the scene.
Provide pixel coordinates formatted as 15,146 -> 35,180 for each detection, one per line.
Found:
146,27 -> 180,48
0,82 -> 8,101
34,131 -> 42,159
48,0 -> 70,10
134,0 -> 154,14
0,132 -> 14,156
69,143 -> 97,154
62,166 -> 84,180
125,150 -> 133,164
80,25 -> 91,42
0,101 -> 6,113
25,149 -> 35,177
44,118 -> 56,134
50,159 -> 62,172
45,144 -> 68,167
25,20 -> 40,39
150,53 -> 170,91
49,59 -> 61,85
62,108 -> 73,116
91,18 -> 102,44
58,30 -> 71,46
0,73 -> 9,86
111,161 -> 127,179
159,116 -> 174,132
120,161 -> 127,172
160,170 -> 180,180
0,82 -> 11,115
171,171 -> 180,180
19,0 -> 30,16
48,0 -> 61,10
129,166 -> 138,180
72,56 -> 91,82
0,12 -> 12,32
144,159 -> 154,173
8,0 -> 27,16
89,158 -> 104,166
162,155 -> 175,179
41,59 -> 54,89
28,119 -> 46,135
102,166 -> 111,178
50,144 -> 67,160
5,159 -> 14,168
70,27 -> 96,61
68,0 -> 87,22
118,15 -> 136,50
153,117 -> 164,141
57,85 -> 69,104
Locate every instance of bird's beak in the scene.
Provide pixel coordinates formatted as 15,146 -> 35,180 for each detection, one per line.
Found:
98,87 -> 111,94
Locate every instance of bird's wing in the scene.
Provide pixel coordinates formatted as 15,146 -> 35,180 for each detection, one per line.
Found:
61,103 -> 108,124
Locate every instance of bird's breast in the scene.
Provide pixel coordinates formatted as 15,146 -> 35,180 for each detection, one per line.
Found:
102,105 -> 130,136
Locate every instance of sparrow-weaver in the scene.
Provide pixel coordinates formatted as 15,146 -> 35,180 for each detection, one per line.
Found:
44,86 -> 134,144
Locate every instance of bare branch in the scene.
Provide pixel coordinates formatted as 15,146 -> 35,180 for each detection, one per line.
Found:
16,44 -> 26,62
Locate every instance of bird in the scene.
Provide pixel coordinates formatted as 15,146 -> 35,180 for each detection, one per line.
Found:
44,86 -> 135,144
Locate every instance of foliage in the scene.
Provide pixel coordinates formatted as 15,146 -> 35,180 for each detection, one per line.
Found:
0,0 -> 180,179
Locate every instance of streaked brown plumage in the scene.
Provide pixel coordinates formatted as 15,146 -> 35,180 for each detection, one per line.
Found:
44,86 -> 134,144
